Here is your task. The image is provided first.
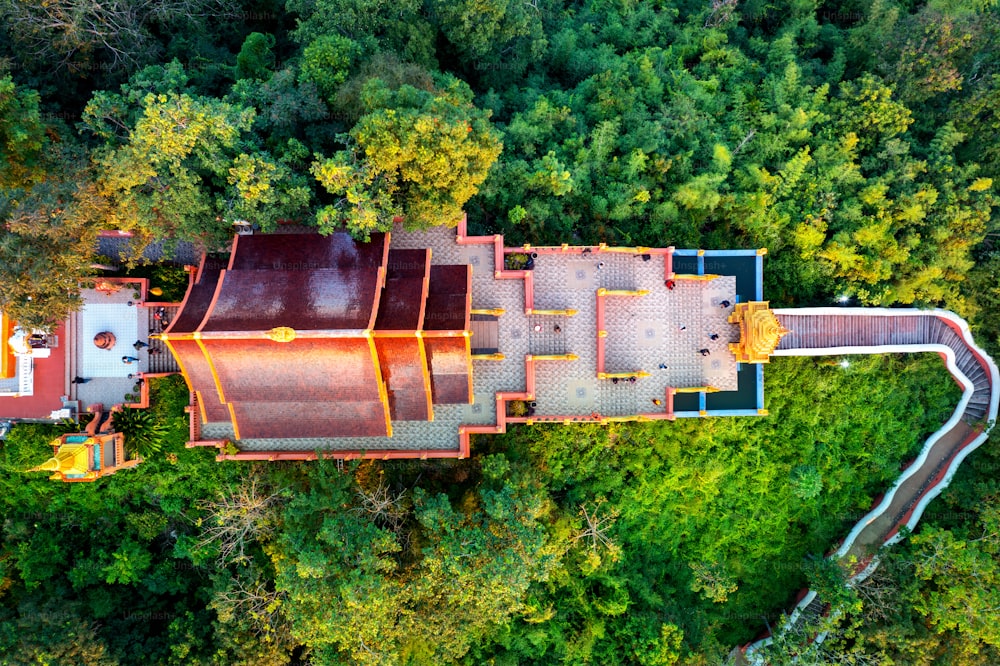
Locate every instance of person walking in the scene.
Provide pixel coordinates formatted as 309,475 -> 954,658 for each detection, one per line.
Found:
699,348 -> 711,356
720,300 -> 731,308
71,376 -> 91,384
658,363 -> 668,369
133,340 -> 149,350
122,356 -> 139,364
709,333 -> 720,340
652,398 -> 662,406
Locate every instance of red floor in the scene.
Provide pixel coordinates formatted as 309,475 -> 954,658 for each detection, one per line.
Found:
0,320 -> 68,419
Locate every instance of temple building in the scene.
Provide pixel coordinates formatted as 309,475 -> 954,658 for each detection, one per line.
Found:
163,217 -> 772,461
0,273 -> 184,425
159,233 -> 472,442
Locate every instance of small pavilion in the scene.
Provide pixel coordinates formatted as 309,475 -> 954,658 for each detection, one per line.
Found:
27,406 -> 140,482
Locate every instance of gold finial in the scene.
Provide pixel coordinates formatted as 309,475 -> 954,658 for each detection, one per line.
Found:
266,327 -> 296,343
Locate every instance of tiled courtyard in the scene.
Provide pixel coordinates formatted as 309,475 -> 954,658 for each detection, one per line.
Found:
527,253 -> 739,418
71,288 -> 151,410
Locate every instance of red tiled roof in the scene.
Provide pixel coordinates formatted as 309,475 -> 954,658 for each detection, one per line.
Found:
385,249 -> 430,277
231,400 -> 389,438
424,265 -> 471,331
178,336 -> 392,436
166,232 -> 473,446
374,249 -> 429,331
167,266 -> 221,334
425,336 -> 472,404
375,277 -> 426,331
167,339 -> 230,422
375,337 -> 431,420
201,338 -> 383,404
200,268 -> 383,332
228,232 -> 388,270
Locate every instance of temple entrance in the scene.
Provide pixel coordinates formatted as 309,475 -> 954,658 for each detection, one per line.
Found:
470,315 -> 499,354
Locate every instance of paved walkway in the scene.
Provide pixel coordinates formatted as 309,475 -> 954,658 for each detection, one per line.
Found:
846,421 -> 974,558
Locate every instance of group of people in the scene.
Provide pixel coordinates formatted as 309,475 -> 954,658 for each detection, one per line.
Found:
606,375 -> 664,408
150,307 -> 170,334
122,338 -> 162,365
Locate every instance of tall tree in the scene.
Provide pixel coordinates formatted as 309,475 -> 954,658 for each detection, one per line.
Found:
0,157 -> 106,331
84,86 -> 311,249
312,73 -> 502,239
286,0 -> 436,67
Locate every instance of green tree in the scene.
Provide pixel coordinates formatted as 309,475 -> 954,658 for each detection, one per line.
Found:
401,466 -> 561,661
299,35 -> 359,101
113,408 -> 169,458
0,161 -> 105,331
312,74 -> 501,238
236,33 -> 277,81
909,501 -> 1000,649
85,89 -> 310,248
791,465 -> 824,500
286,0 -> 435,67
427,0 -> 548,65
84,91 -> 251,241
0,600 -> 117,665
270,462 -> 405,664
0,76 -> 46,189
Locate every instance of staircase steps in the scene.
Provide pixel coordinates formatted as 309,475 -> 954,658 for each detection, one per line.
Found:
776,311 -> 995,428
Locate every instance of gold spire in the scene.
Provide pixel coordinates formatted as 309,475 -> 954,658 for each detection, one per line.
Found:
27,444 -> 92,477
728,302 -> 790,363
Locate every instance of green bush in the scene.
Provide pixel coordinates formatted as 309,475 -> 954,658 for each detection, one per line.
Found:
113,408 -> 169,458
149,264 -> 189,302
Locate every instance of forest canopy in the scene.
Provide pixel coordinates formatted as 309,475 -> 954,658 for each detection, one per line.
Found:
0,0 -> 999,664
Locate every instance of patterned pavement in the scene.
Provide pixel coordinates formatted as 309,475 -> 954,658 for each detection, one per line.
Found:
530,252 -> 739,418
71,288 -> 153,410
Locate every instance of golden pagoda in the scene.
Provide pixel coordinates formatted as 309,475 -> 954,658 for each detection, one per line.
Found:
29,441 -> 97,481
26,406 -> 141,482
728,302 -> 790,363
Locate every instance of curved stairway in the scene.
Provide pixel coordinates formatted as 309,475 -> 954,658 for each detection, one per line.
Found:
773,310 -> 993,423
744,308 -> 998,661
